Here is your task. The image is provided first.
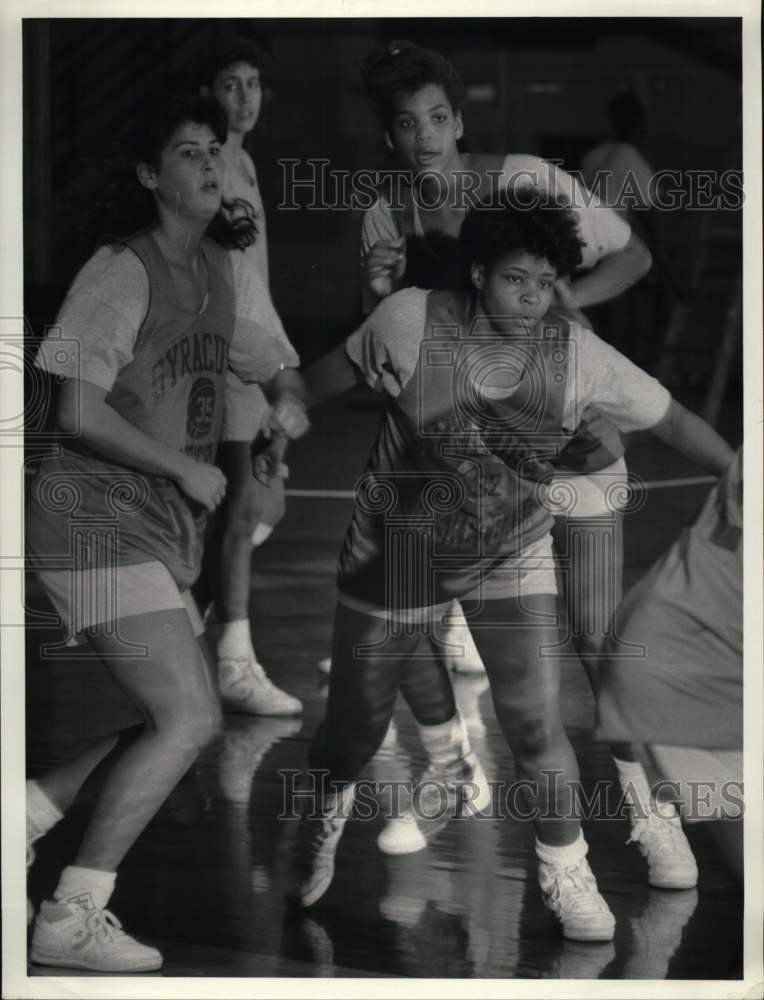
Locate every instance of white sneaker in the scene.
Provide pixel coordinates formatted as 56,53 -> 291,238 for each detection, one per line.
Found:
296,784 -> 355,908
218,654 -> 302,716
539,857 -> 616,942
627,809 -> 698,889
30,899 -> 163,972
377,751 -> 491,855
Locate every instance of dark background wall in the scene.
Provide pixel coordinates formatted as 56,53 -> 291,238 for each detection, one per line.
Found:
23,17 -> 741,367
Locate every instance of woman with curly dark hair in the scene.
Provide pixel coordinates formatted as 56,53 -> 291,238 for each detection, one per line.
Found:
296,191 -> 733,942
25,92 -> 308,972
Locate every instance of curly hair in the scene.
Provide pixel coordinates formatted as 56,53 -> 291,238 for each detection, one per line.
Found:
198,34 -> 270,90
73,92 -> 256,254
361,40 -> 466,131
459,188 -> 584,279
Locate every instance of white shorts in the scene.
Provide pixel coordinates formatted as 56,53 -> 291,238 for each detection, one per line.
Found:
36,560 -> 204,643
338,533 -> 557,626
547,458 -> 629,518
222,373 -> 270,443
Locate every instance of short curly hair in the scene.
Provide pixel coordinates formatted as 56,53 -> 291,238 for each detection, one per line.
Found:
459,188 -> 584,279
361,40 -> 466,131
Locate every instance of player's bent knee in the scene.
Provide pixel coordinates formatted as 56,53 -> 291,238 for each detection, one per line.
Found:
502,712 -> 561,761
204,698 -> 224,743
196,699 -> 224,748
161,699 -> 223,755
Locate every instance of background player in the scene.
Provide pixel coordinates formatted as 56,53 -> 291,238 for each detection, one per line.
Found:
195,35 -> 302,716
595,448 -> 743,880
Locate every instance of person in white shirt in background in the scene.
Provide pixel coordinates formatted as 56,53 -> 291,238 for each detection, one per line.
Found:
196,36 -> 302,716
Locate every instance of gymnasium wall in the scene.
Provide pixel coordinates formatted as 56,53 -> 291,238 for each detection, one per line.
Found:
23,17 -> 741,364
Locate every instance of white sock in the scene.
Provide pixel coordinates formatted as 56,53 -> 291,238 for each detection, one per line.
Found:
535,828 -> 588,868
324,782 -> 356,820
54,865 -> 116,912
27,780 -> 64,845
251,523 -> 274,547
613,756 -> 670,821
217,619 -> 253,660
418,712 -> 469,769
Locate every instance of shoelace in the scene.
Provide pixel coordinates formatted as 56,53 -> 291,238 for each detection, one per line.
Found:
83,908 -> 124,944
301,818 -> 342,882
627,814 -> 683,851
546,863 -> 599,913
310,817 -> 338,847
420,751 -> 477,788
245,656 -> 269,684
222,656 -> 280,695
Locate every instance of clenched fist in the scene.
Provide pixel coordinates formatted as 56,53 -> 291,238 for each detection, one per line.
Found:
364,237 -> 406,300
176,460 -> 227,512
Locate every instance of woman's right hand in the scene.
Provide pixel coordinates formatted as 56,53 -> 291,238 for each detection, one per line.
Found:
364,237 -> 406,299
175,460 -> 227,512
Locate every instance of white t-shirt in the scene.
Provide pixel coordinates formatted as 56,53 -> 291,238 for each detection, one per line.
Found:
36,241 -> 298,392
360,153 -> 633,311
345,287 -> 671,435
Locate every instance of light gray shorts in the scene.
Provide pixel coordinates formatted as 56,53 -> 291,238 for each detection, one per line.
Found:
338,533 -> 557,626
36,560 -> 205,643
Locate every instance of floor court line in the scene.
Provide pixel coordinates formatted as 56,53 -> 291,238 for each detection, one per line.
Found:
285,475 -> 718,500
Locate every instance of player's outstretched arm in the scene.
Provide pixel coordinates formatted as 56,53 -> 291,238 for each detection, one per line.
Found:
649,399 -> 735,475
304,343 -> 363,409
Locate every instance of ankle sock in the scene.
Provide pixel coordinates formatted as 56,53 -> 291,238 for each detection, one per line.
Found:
217,619 -> 253,660
27,780 -> 64,845
613,756 -> 674,821
417,712 -> 469,768
53,865 -> 117,912
535,828 -> 588,868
